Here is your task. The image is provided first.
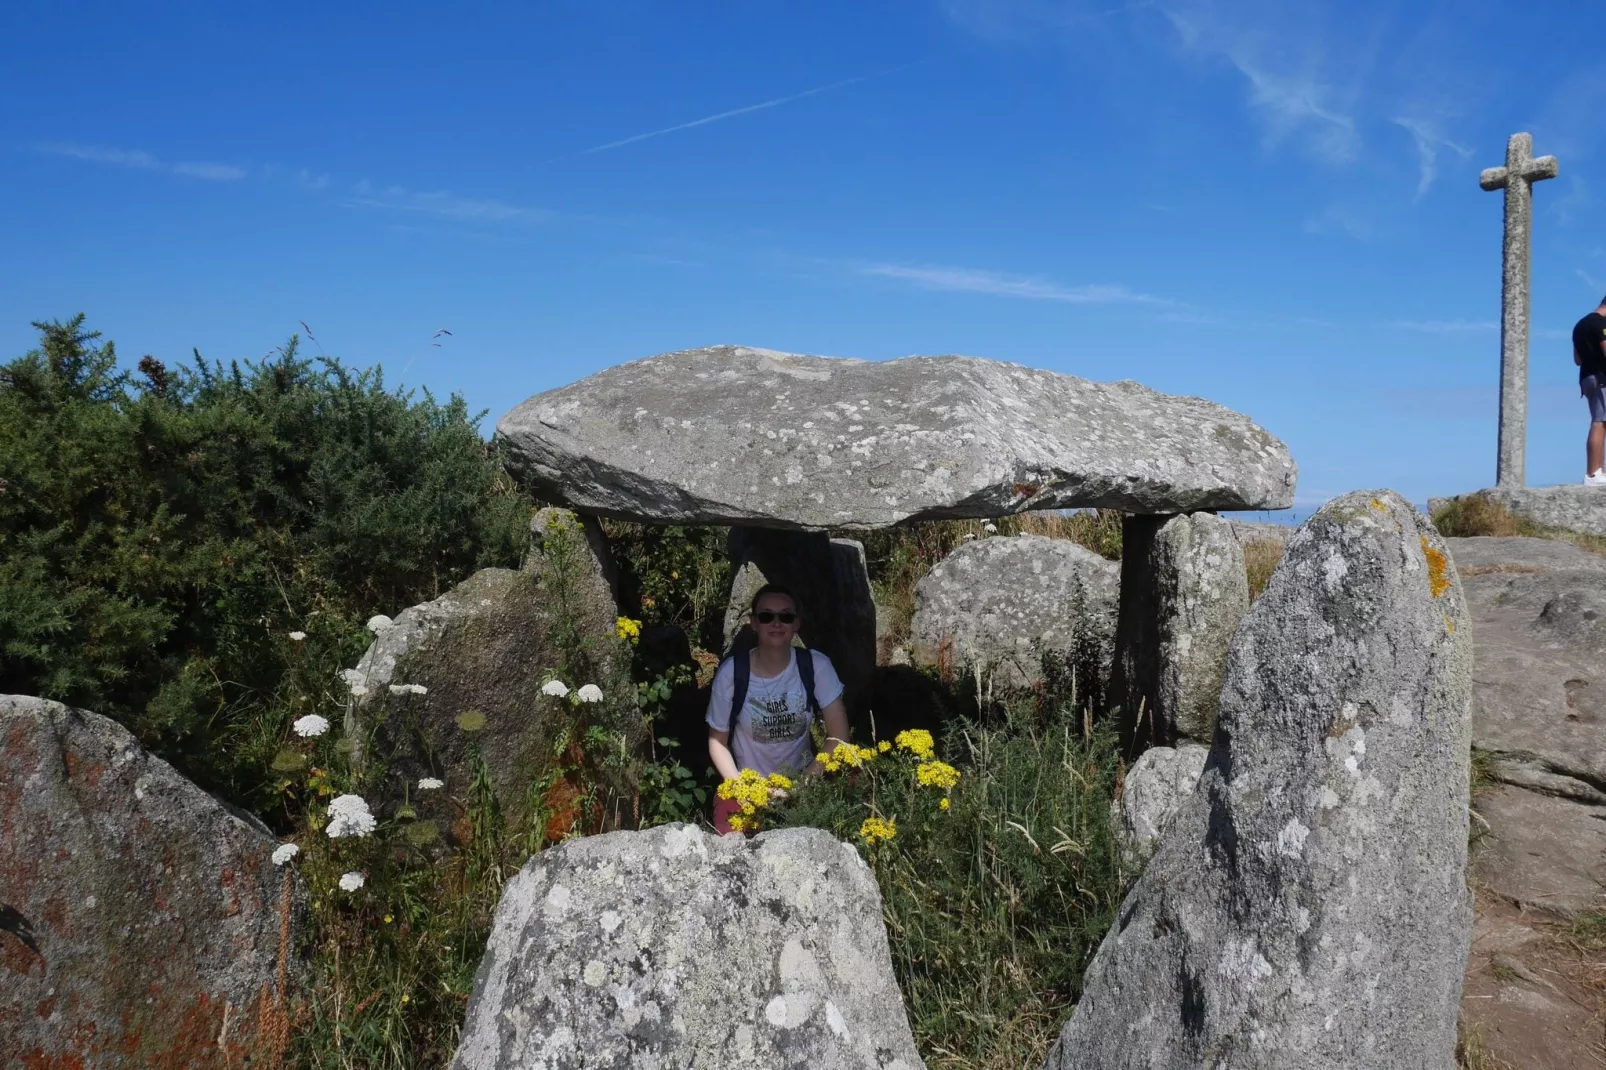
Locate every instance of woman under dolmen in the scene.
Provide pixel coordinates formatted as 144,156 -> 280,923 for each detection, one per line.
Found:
705,584 -> 851,834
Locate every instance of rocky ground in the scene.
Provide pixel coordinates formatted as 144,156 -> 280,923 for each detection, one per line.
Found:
1449,536 -> 1606,1069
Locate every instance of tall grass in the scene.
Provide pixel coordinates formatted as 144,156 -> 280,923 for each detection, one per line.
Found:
774,702 -> 1129,1070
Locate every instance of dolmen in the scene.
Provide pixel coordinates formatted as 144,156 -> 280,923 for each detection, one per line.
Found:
497,344 -> 1297,735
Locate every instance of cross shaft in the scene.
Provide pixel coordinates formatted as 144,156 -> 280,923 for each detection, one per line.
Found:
1480,132 -> 1558,488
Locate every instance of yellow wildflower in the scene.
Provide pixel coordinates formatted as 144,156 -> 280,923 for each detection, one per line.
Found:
895,729 -> 935,760
859,816 -> 897,843
727,815 -> 747,833
829,742 -> 877,769
615,616 -> 642,643
716,769 -> 772,815
877,740 -> 891,753
939,797 -> 951,811
916,760 -> 961,791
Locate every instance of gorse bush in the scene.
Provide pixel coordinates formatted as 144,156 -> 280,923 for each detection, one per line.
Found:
0,317 -> 532,814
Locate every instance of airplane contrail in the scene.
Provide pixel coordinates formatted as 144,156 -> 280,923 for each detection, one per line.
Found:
556,61 -> 925,161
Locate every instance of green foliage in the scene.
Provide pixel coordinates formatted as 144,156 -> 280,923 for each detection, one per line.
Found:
1432,491 -> 1606,556
773,708 -> 1128,1070
602,520 -> 731,650
0,316 -> 533,814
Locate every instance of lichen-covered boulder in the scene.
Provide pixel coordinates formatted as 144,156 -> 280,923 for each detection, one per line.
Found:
496,345 -> 1297,530
451,824 -> 924,1070
1,695 -> 305,1068
910,534 -> 1118,695
1112,743 -> 1208,865
1112,511 -> 1249,748
1046,491 -> 1474,1070
345,509 -> 629,838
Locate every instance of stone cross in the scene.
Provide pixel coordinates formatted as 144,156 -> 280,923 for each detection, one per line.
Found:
1480,132 -> 1558,488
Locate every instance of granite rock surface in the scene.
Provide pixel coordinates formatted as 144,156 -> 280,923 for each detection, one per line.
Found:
345,509 -> 626,839
910,533 -> 1118,694
496,346 -> 1297,529
1112,742 -> 1208,864
451,824 -> 924,1070
1046,491 -> 1473,1070
1430,485 -> 1606,538
1,695 -> 305,1068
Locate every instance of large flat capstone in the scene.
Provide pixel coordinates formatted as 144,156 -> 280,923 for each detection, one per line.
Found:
1045,491 -> 1474,1069
496,346 -> 1297,529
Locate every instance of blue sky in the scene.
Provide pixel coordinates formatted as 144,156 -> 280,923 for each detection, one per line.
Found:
3,1 -> 1604,512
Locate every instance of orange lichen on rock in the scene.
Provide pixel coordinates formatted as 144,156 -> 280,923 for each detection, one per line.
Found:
1421,537 -> 1451,598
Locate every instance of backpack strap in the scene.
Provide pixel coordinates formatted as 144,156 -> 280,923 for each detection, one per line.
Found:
729,652 -> 751,733
796,647 -> 820,716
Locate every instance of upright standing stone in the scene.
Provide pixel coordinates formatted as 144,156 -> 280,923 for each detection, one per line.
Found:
1111,512 -> 1249,750
1,696 -> 305,1069
1045,491 -> 1474,1070
722,528 -> 876,725
1480,133 -> 1559,488
451,824 -> 924,1070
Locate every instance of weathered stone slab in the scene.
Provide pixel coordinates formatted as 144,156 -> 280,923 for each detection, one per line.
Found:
1431,485 -> 1606,538
1,695 -> 305,1068
1444,534 -> 1606,575
721,528 -> 876,723
496,346 -> 1297,530
1453,561 -> 1606,805
909,533 -> 1117,696
1112,742 -> 1208,865
451,824 -> 924,1070
1112,511 -> 1249,748
1472,783 -> 1606,918
1046,490 -> 1474,1070
346,510 -> 628,836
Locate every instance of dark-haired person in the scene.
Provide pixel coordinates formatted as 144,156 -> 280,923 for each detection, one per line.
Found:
706,584 -> 851,834
1575,294 -> 1606,486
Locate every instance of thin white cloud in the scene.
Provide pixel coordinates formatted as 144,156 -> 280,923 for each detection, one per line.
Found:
1229,54 -> 1357,163
37,141 -> 245,181
346,183 -> 549,224
1581,268 -> 1606,292
1303,205 -> 1376,241
1392,118 -> 1471,198
862,262 -> 1171,305
556,62 -> 921,161
1391,320 -> 1496,334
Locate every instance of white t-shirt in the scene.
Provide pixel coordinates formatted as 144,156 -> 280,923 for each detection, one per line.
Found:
706,648 -> 845,777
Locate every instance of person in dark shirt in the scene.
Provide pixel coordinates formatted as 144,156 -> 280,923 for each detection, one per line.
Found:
1574,296 -> 1606,486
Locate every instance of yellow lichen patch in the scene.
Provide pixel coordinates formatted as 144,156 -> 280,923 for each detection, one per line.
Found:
1421,537 -> 1451,598
1368,497 -> 1390,514
1445,616 -> 1456,634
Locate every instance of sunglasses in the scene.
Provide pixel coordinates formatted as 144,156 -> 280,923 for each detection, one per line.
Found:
754,611 -> 797,624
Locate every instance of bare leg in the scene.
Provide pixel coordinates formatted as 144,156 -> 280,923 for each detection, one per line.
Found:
1590,422 -> 1606,475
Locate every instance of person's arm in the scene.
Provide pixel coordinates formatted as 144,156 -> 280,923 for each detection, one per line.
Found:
802,697 -> 852,776
708,726 -> 741,782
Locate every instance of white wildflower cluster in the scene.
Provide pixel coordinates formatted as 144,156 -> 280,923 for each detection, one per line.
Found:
366,615 -> 394,634
288,631 -> 307,641
339,871 -> 365,892
540,680 -> 569,699
576,683 -> 604,704
417,777 -> 444,791
271,843 -> 300,866
326,794 -> 377,839
388,683 -> 428,696
983,522 -> 998,534
293,714 -> 330,738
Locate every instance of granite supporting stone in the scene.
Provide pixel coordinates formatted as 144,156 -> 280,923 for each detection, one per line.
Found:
721,527 -> 877,726
1111,512 -> 1249,750
1479,132 -> 1559,488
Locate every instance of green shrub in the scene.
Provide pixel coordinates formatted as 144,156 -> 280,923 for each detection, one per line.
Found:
0,317 -> 533,815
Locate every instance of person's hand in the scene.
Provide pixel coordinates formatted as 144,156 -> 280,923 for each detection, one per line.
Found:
768,786 -> 789,802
